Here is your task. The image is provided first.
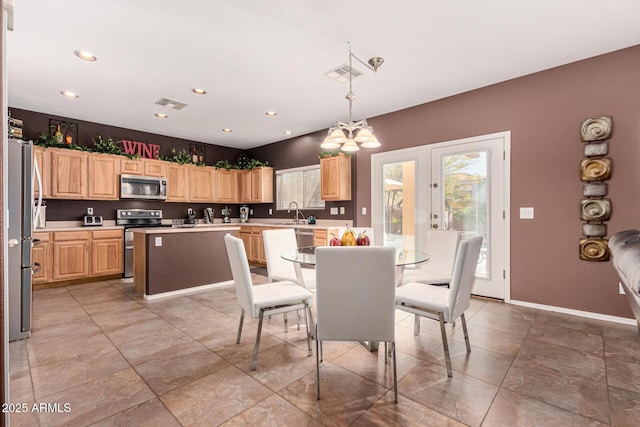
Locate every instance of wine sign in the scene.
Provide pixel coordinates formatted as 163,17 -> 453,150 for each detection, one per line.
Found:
579,116 -> 613,261
122,139 -> 161,159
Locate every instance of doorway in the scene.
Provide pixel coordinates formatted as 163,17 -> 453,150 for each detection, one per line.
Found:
372,131 -> 510,300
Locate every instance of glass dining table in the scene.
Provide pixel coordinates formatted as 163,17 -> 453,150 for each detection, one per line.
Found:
281,246 -> 430,352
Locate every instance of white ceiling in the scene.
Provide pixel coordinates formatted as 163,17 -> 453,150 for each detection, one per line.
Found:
6,1 -> 640,149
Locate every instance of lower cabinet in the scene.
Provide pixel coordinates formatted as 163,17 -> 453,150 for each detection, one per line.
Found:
313,229 -> 338,246
35,229 -> 124,285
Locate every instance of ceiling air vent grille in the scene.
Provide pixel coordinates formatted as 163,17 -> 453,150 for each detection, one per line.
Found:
324,64 -> 363,84
154,97 -> 188,110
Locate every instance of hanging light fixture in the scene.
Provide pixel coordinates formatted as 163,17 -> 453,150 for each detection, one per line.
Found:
321,43 -> 384,152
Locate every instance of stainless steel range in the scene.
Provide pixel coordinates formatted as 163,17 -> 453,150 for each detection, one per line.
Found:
116,209 -> 171,278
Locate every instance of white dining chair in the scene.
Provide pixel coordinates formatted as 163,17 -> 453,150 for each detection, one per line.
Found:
262,228 -> 316,289
396,236 -> 483,377
224,234 -> 314,371
315,246 -> 398,403
401,229 -> 461,285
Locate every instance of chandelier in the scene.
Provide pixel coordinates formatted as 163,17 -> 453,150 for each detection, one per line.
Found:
321,44 -> 384,152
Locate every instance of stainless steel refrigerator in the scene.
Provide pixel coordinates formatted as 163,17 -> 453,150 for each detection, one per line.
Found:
8,138 -> 40,341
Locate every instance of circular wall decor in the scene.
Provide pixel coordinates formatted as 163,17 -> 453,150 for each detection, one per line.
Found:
581,116 -> 612,142
579,238 -> 610,261
580,158 -> 611,181
580,198 -> 611,221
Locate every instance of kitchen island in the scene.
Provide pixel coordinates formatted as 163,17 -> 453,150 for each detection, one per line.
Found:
132,225 -> 240,298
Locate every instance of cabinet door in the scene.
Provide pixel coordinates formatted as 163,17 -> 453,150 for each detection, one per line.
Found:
143,159 -> 167,177
250,167 -> 274,203
215,169 -> 239,203
91,238 -> 123,276
88,154 -> 120,200
167,163 -> 190,202
121,158 -> 143,175
250,227 -> 264,264
189,166 -> 215,202
321,154 -> 351,200
239,231 -> 252,261
32,233 -> 52,284
50,149 -> 88,199
53,240 -> 90,280
239,170 -> 252,203
33,146 -> 50,198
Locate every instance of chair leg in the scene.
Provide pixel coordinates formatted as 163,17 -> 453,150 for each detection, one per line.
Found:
236,308 -> 245,344
438,312 -> 452,377
384,342 -> 388,365
284,313 -> 288,333
297,310 -> 301,330
307,305 -> 315,341
392,342 -> 398,404
251,309 -> 265,371
414,314 -> 421,335
304,303 -> 312,356
461,313 -> 471,353
316,335 -> 321,400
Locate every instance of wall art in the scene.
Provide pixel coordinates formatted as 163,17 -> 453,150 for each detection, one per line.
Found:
580,116 -> 612,142
579,238 -> 610,261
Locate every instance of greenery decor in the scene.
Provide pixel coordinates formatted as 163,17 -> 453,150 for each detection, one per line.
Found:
92,135 -> 125,155
214,159 -> 239,170
246,158 -> 269,169
165,148 -> 193,165
319,150 -> 352,159
34,132 -> 86,150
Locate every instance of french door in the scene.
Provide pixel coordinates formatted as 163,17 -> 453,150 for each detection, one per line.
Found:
372,132 -> 510,300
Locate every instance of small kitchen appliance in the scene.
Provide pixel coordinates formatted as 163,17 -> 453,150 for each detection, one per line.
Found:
204,208 -> 214,224
239,205 -> 249,223
222,206 -> 231,223
184,208 -> 196,225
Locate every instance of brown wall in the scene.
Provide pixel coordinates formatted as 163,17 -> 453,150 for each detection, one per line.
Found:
266,45 -> 640,318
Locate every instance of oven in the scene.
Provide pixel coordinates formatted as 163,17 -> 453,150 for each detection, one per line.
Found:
116,209 -> 171,278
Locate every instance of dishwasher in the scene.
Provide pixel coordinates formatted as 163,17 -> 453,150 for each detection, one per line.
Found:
295,229 -> 315,248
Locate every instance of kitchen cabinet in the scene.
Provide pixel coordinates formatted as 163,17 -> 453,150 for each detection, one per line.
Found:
52,231 -> 90,280
189,165 -> 215,202
90,230 -> 123,276
320,153 -> 351,201
313,228 -> 338,246
32,232 -> 52,285
121,158 -> 143,175
250,226 -> 266,264
143,158 -> 167,177
239,167 -> 273,203
88,153 -> 121,200
238,228 -> 252,260
167,163 -> 190,202
214,169 -> 239,203
49,148 -> 89,199
33,145 -> 50,199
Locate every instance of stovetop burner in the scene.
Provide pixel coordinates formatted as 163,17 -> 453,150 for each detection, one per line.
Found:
116,209 -> 166,228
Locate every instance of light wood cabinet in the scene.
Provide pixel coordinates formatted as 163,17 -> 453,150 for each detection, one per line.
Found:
33,146 -> 50,199
167,163 -> 190,202
239,167 -> 274,203
215,169 -> 239,203
121,158 -> 143,175
53,231 -> 90,280
32,232 -> 52,285
50,148 -> 89,199
313,228 -> 339,246
88,154 -> 121,200
90,230 -> 123,276
189,165 -> 215,202
250,226 -> 266,264
320,153 -> 351,200
143,158 -> 167,177
238,228 -> 252,260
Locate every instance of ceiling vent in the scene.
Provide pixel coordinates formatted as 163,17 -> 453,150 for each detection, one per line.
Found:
154,97 -> 188,110
324,64 -> 363,84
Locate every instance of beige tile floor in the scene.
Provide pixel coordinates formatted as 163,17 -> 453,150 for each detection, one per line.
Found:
8,275 -> 640,426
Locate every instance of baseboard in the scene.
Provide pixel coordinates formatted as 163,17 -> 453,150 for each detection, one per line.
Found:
510,299 -> 637,326
144,280 -> 234,301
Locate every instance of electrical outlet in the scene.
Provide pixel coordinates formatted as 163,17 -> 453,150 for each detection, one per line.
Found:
250,209 -> 253,215
519,207 -> 534,219
362,207 -> 367,215
155,237 -> 162,247
87,207 -> 93,215
339,206 -> 345,215
330,207 -> 338,215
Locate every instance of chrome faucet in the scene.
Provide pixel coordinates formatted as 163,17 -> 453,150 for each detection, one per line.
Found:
287,201 -> 305,224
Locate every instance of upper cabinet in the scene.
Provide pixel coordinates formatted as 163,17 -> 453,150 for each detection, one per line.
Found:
120,158 -> 143,175
88,153 -> 121,200
189,165 -> 215,202
214,169 -> 239,203
320,153 -> 351,200
49,148 -> 89,199
143,158 -> 167,177
239,167 -> 273,203
166,163 -> 190,202
33,145 -> 50,199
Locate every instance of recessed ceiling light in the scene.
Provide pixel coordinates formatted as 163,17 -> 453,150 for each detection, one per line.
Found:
222,128 -> 232,133
192,88 -> 206,95
154,113 -> 168,119
265,111 -> 277,117
284,130 -> 293,135
74,50 -> 97,61
60,91 -> 78,98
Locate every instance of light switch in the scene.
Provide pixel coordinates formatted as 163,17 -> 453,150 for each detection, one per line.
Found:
362,207 -> 367,215
268,208 -> 272,215
155,236 -> 162,247
339,207 -> 345,215
519,207 -> 534,219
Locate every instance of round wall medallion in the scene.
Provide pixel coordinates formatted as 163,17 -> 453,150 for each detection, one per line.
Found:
579,238 -> 610,261
581,116 -> 612,142
580,158 -> 611,181
580,199 -> 611,221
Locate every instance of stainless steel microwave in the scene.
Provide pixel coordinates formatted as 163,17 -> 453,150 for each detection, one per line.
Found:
120,174 -> 167,200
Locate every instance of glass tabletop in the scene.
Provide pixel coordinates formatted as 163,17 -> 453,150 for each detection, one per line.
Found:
281,246 -> 430,267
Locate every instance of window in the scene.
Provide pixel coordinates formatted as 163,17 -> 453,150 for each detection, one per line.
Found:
276,165 -> 325,210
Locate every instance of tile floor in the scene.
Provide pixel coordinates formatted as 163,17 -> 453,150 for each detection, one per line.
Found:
8,275 -> 640,426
